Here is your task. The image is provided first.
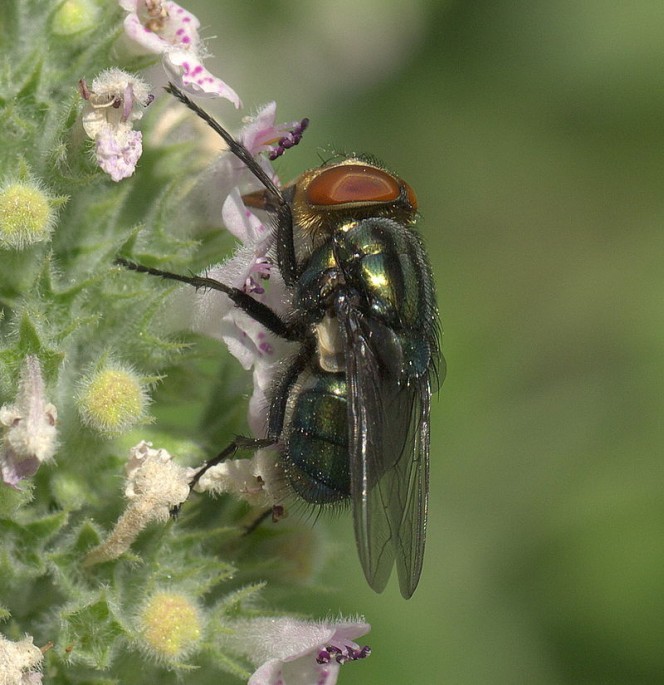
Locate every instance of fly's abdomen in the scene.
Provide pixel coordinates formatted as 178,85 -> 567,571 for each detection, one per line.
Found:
283,371 -> 350,505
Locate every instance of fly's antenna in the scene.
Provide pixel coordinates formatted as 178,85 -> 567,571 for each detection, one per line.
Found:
165,82 -> 284,203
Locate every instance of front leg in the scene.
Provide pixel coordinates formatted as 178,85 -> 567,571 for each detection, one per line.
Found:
115,258 -> 300,341
169,436 -> 277,518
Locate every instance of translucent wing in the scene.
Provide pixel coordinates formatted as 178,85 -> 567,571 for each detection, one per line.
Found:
336,296 -> 432,598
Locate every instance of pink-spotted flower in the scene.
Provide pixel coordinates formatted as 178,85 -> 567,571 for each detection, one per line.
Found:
189,102 -> 309,435
79,68 -> 153,181
0,356 -> 57,488
119,0 -> 241,106
226,617 -> 371,685
192,187 -> 294,435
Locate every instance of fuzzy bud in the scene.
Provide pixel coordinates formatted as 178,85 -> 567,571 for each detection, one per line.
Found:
76,364 -> 149,436
0,181 -> 56,250
138,592 -> 202,662
51,0 -> 99,35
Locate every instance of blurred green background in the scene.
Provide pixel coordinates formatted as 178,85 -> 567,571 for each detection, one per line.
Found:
184,1 -> 664,683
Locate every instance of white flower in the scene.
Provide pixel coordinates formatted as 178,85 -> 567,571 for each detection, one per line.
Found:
119,0 -> 241,105
193,447 -> 283,508
0,633 -> 43,685
79,69 -> 153,181
192,194 -> 294,435
226,617 -> 371,685
123,440 -> 194,513
0,356 -> 57,488
187,101 -> 314,434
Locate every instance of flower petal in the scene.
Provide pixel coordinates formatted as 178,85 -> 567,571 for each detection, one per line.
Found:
239,102 -> 277,155
95,128 -> 143,182
221,188 -> 269,243
163,49 -> 241,106
123,13 -> 170,53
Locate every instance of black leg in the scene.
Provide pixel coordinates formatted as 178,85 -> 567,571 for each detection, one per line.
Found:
189,435 -> 276,491
267,343 -> 311,438
165,83 -> 284,204
168,436 -> 277,518
165,82 -> 300,289
243,507 -> 273,536
115,258 -> 300,341
275,204 -> 298,287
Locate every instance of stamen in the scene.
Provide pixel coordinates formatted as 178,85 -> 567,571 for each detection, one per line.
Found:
316,642 -> 372,665
268,117 -> 310,160
316,650 -> 331,665
78,79 -> 91,100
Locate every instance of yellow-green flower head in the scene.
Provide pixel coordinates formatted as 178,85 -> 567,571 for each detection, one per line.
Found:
51,0 -> 99,35
77,363 -> 149,436
138,592 -> 202,662
0,180 -> 57,250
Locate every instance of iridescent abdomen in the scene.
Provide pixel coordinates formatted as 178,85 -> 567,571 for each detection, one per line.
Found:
282,370 -> 350,505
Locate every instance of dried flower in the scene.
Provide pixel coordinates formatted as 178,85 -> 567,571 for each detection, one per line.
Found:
193,446 -> 284,508
83,441 -> 194,566
0,633 -> 44,685
79,68 -> 153,181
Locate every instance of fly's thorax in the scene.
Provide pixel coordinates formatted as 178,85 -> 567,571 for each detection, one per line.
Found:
294,214 -> 437,373
294,239 -> 341,317
332,218 -> 429,331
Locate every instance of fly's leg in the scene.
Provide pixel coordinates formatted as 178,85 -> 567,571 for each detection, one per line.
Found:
115,258 -> 301,341
165,82 -> 300,286
189,435 -> 276,491
242,504 -> 286,536
168,436 -> 276,518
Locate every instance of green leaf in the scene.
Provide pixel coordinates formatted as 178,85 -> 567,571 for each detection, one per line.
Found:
60,593 -> 125,669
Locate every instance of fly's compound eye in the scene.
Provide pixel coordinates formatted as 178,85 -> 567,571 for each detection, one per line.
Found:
306,164 -> 417,210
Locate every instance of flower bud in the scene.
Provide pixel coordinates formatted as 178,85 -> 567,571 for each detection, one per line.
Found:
77,364 -> 149,436
0,180 -> 56,250
138,592 -> 202,661
51,0 -> 99,35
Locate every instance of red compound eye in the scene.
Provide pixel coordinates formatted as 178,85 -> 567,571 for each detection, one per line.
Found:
306,164 -> 405,207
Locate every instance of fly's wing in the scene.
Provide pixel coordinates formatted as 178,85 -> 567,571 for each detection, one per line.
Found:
337,297 -> 430,598
392,376 -> 430,598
